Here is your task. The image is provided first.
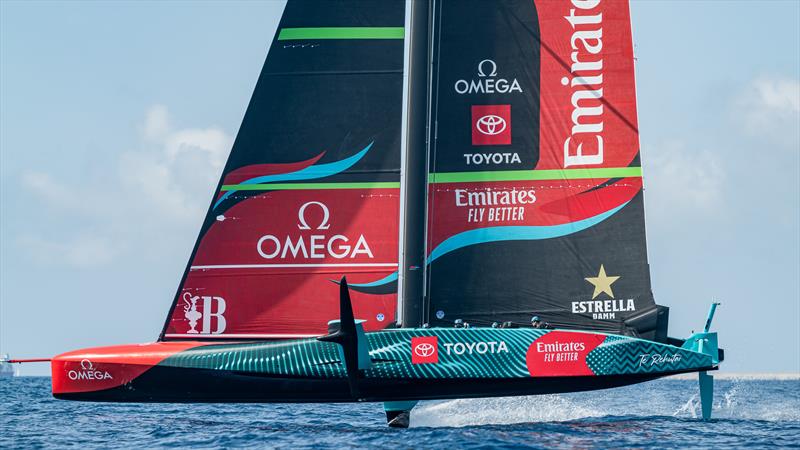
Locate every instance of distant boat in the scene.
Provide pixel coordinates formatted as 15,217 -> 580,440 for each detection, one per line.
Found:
49,0 -> 722,428
1,354 -> 17,378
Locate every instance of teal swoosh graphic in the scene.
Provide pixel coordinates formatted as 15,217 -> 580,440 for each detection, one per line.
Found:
350,271 -> 398,288
213,142 -> 373,209
350,201 -> 627,289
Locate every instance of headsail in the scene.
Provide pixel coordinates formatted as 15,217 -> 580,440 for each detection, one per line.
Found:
424,0 -> 664,339
161,0 -> 406,340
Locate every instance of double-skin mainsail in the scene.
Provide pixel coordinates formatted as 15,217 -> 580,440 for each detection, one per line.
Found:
160,0 -> 667,343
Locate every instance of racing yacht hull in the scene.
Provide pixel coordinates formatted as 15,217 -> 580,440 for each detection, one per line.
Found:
52,328 -> 720,403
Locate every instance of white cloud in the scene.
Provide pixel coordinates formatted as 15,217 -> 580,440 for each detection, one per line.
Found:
20,171 -> 80,211
737,76 -> 800,149
643,140 -> 726,226
17,234 -> 116,269
123,105 -> 232,221
165,128 -> 230,169
18,106 -> 233,268
142,104 -> 171,141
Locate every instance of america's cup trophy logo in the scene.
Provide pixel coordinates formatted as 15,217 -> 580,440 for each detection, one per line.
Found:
183,292 -> 202,333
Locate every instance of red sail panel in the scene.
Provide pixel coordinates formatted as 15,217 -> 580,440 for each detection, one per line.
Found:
536,0 -> 639,170
165,191 -> 399,338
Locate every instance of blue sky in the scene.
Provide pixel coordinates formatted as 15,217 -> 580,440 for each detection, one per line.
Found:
1,1 -> 798,376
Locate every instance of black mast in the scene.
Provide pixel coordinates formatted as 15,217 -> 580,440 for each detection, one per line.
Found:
399,0 -> 433,328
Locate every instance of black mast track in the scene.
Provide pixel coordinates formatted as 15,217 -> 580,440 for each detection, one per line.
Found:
399,0 -> 433,328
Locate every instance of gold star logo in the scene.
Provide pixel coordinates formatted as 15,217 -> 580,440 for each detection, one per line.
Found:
585,265 -> 620,299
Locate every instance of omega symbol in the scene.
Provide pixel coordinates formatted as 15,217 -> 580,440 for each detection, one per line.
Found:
297,201 -> 330,230
477,59 -> 497,77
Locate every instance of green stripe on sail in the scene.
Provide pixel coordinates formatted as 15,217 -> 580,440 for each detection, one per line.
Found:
429,167 -> 642,184
278,27 -> 405,41
221,182 -> 400,192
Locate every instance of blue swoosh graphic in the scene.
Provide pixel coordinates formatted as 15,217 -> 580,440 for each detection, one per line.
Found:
213,142 -> 373,209
350,271 -> 398,288
350,201 -> 627,289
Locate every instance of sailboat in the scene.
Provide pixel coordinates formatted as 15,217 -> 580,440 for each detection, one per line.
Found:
50,0 -> 723,427
1,355 -> 17,378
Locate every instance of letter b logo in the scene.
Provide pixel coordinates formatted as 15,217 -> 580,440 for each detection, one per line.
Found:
201,296 -> 227,334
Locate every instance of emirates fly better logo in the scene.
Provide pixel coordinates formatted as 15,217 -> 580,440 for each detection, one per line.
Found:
472,105 -> 511,145
411,336 -> 439,364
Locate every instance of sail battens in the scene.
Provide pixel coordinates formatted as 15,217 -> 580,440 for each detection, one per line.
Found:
264,70 -> 404,77
278,27 -> 405,41
220,182 -> 401,191
163,334 -> 319,339
190,263 -> 399,270
429,167 -> 643,184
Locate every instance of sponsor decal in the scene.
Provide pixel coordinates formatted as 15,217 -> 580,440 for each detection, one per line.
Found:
638,353 -> 682,367
571,264 -> 635,320
454,187 -> 536,224
443,341 -> 509,355
562,0 -> 605,168
463,152 -> 520,166
67,359 -> 112,381
454,59 -> 523,95
526,331 -> 604,377
476,114 -> 507,136
256,201 -> 373,260
183,292 -> 227,334
411,336 -> 439,364
471,105 -> 511,146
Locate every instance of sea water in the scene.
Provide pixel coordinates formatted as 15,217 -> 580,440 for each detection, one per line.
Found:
1,376 -> 798,449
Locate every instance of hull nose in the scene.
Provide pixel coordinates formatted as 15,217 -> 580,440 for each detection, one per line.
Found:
51,355 -> 128,396
51,342 -> 204,398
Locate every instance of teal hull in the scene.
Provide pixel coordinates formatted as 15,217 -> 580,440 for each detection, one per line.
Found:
52,328 -> 719,402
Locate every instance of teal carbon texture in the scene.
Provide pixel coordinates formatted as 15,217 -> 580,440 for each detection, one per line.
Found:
587,335 -> 713,375
158,328 -> 715,379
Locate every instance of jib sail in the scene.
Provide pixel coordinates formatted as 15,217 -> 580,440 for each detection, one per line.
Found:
423,0 -> 665,340
160,0 -> 406,340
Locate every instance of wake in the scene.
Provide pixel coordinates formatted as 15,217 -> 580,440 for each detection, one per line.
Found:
411,379 -> 800,427
412,395 -> 605,427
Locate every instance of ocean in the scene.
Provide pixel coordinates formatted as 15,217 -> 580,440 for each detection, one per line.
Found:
1,376 -> 798,449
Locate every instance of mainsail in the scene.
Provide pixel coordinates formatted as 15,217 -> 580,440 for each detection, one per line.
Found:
162,0 -> 666,342
351,0 -> 666,341
161,0 -> 406,339
424,0 -> 664,339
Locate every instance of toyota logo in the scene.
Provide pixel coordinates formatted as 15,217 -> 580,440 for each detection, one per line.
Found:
476,115 -> 507,136
413,342 -> 435,358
